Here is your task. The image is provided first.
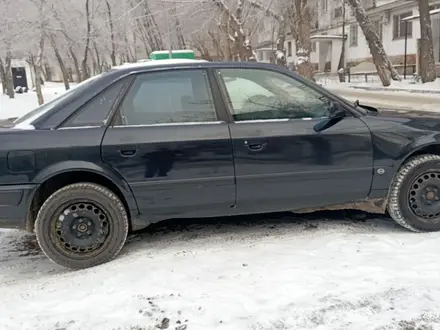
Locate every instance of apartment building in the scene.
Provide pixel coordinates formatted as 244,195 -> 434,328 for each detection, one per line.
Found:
283,0 -> 440,74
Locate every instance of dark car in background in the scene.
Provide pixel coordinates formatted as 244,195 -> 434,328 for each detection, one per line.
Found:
2,59 -> 440,269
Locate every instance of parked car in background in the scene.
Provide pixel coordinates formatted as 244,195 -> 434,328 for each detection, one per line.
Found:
2,59 -> 440,269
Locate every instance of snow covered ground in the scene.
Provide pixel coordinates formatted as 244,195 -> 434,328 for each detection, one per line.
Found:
0,82 -> 74,120
317,76 -> 440,93
2,212 -> 440,330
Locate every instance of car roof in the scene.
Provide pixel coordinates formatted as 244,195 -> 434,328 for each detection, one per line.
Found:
109,59 -> 283,76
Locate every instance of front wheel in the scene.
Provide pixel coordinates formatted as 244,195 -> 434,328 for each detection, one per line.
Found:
35,183 -> 129,269
388,154 -> 440,232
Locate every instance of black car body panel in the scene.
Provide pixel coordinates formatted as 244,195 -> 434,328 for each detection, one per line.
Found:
2,60 -> 440,231
101,124 -> 236,221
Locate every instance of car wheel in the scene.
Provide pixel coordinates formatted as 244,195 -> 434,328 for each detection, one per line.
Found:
35,182 -> 129,269
388,154 -> 440,232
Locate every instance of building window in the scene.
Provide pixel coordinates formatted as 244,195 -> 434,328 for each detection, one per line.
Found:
393,12 -> 413,39
429,4 -> 440,11
334,6 -> 343,19
311,42 -> 316,52
373,19 -> 383,42
350,25 -> 358,46
287,41 -> 292,56
320,0 -> 327,11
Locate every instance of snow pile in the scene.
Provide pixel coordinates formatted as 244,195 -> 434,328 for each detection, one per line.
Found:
2,213 -> 440,330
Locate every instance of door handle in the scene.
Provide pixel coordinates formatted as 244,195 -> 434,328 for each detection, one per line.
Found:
120,149 -> 137,157
244,141 -> 267,152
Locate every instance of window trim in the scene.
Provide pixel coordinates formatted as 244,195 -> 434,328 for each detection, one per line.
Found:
393,11 -> 413,40
57,76 -> 134,130
110,68 -> 226,128
212,67 -> 356,124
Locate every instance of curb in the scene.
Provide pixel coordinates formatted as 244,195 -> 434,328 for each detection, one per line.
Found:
349,85 -> 440,95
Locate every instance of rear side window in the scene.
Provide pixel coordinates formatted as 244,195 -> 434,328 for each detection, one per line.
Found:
115,70 -> 217,126
61,78 -> 128,128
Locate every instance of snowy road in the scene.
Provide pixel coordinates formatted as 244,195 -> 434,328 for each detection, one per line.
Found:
327,86 -> 440,112
2,211 -> 440,330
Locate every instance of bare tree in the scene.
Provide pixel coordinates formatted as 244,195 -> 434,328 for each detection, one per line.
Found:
209,0 -> 254,61
0,58 -> 6,94
289,0 -> 313,78
418,0 -> 436,83
346,0 -> 401,86
247,0 -> 287,66
81,0 -> 92,81
105,0 -> 117,66
4,50 -> 14,99
50,34 -> 70,90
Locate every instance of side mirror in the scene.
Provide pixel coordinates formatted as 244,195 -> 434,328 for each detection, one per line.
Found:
313,102 -> 346,133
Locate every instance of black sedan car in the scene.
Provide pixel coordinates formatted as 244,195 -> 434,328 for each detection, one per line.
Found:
2,59 -> 440,269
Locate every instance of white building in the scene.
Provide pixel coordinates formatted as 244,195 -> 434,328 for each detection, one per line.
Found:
282,0 -> 440,74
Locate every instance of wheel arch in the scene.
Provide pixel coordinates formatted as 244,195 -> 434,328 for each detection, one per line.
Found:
396,142 -> 440,171
26,161 -> 139,232
384,141 -> 440,208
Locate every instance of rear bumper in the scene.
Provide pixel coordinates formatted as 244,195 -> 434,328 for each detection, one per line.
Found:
0,184 -> 37,230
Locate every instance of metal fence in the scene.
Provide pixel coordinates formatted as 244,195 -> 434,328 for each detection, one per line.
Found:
313,72 -> 385,85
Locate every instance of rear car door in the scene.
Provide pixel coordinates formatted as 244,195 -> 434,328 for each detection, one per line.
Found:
214,67 -> 374,212
101,68 -> 236,219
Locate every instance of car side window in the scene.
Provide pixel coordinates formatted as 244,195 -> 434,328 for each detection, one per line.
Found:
61,78 -> 128,128
218,68 -> 332,122
115,70 -> 217,126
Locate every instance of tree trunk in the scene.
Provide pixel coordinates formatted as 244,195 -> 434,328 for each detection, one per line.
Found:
50,35 -> 70,90
69,49 -> 82,83
93,42 -> 102,74
418,0 -> 436,83
346,0 -> 401,86
138,0 -> 163,51
81,0 -> 91,81
105,0 -> 117,66
208,31 -> 225,59
338,2 -> 346,82
4,52 -> 14,99
0,58 -> 6,95
293,2 -> 313,79
219,14 -> 233,60
34,33 -> 45,105
276,18 -> 287,66
170,4 -> 186,49
211,0 -> 252,61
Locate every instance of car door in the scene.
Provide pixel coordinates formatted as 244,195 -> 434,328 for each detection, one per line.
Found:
214,67 -> 374,213
101,69 -> 235,220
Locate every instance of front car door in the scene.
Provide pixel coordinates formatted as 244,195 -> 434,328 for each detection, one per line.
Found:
101,69 -> 235,221
214,67 -> 374,213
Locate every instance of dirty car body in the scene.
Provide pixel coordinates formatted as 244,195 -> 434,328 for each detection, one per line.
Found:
2,60 -> 440,269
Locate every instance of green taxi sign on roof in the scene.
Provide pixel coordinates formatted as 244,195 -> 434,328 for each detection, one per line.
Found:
150,50 -> 195,60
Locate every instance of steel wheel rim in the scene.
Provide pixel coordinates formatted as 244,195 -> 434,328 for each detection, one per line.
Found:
51,201 -> 111,256
408,171 -> 440,222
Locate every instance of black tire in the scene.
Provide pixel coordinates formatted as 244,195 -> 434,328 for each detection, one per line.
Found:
388,154 -> 440,232
35,182 -> 129,269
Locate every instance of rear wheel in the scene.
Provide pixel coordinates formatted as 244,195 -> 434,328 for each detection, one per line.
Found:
35,182 -> 129,269
388,154 -> 440,232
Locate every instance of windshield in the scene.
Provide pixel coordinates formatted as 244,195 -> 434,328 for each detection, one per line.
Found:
13,73 -> 105,128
